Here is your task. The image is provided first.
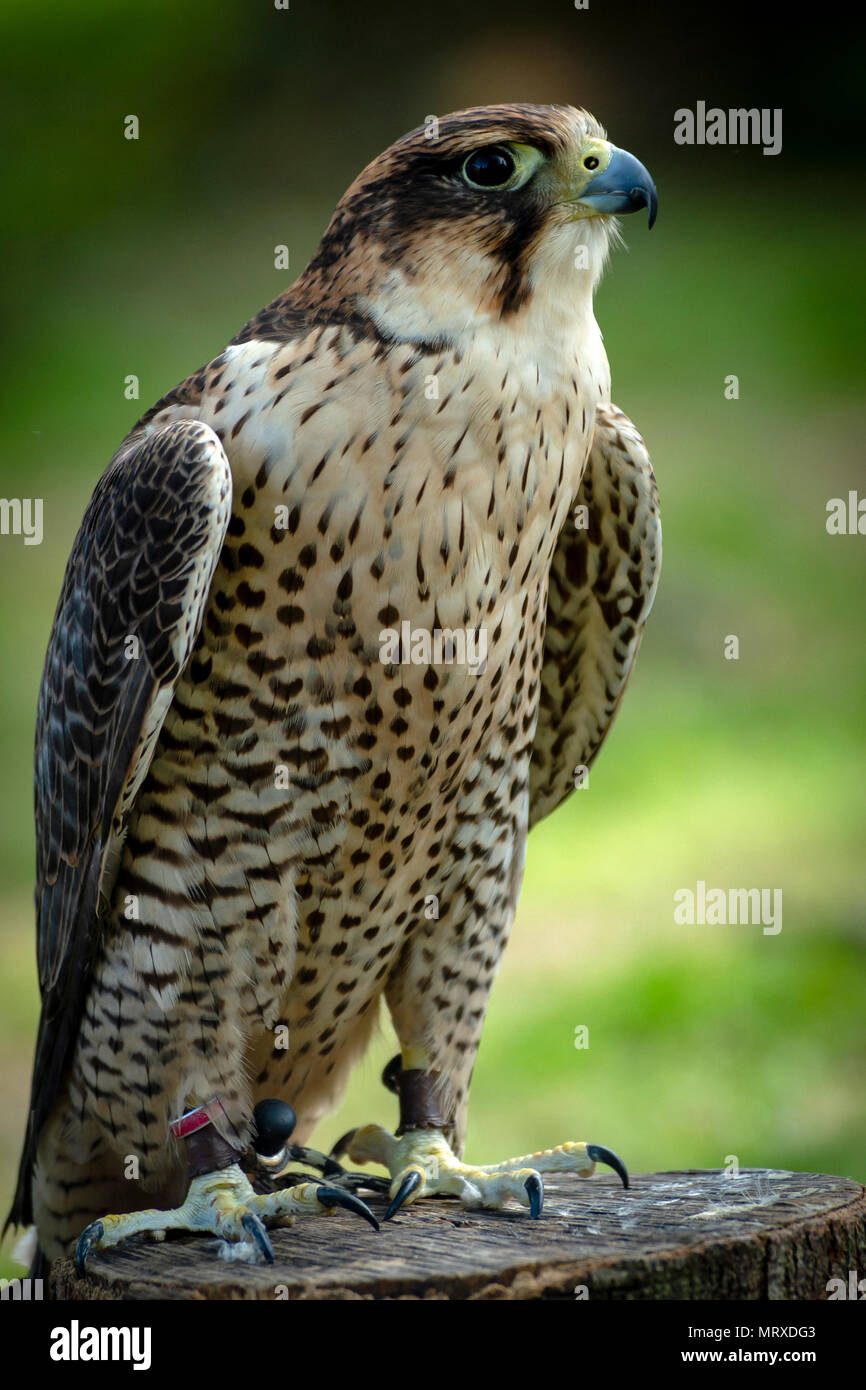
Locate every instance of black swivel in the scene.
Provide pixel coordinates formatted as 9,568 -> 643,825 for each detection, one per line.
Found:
252,1099 -> 297,1157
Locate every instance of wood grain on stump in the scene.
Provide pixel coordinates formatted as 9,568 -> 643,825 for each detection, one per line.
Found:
51,1169 -> 866,1301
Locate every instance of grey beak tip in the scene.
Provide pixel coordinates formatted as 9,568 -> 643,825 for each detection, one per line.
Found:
631,183 -> 658,230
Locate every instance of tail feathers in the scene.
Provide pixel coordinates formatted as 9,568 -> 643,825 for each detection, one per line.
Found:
12,1224 -> 38,1270
8,1224 -> 48,1283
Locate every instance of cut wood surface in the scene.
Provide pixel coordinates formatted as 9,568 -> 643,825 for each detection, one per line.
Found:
52,1168 -> 866,1301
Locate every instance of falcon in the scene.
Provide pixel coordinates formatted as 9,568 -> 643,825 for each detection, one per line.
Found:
6,103 -> 661,1273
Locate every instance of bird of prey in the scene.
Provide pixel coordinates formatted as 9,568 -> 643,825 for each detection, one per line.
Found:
7,103 -> 661,1272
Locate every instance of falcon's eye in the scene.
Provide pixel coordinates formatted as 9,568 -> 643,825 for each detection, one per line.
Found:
461,146 -> 517,190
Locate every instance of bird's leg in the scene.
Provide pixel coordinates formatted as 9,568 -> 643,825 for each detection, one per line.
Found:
75,1097 -> 378,1273
333,1055 -> 629,1220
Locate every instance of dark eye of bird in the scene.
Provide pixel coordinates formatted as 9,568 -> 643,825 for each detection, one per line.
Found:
584,155 -> 600,170
462,146 -> 516,189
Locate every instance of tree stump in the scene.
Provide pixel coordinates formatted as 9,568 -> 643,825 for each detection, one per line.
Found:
51,1169 -> 866,1300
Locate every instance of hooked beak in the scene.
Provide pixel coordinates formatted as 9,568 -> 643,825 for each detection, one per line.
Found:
577,146 -> 658,229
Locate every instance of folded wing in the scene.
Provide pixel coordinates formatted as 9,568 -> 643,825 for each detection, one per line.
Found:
8,419 -> 231,1227
530,403 -> 661,829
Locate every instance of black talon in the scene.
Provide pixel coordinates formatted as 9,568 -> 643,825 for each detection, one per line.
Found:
241,1209 -> 275,1262
252,1098 -> 297,1157
329,1128 -> 358,1161
315,1185 -> 380,1231
586,1143 -> 630,1190
385,1169 -> 422,1221
525,1172 -> 544,1219
75,1219 -> 104,1276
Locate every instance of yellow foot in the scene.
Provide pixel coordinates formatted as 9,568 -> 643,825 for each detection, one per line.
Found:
335,1126 -> 629,1220
75,1163 -> 378,1272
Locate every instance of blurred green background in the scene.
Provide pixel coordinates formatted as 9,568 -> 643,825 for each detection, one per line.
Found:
1,1 -> 864,1274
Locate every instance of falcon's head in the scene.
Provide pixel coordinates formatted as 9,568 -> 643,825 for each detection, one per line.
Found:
293,104 -> 656,342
